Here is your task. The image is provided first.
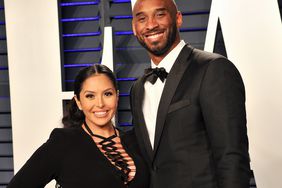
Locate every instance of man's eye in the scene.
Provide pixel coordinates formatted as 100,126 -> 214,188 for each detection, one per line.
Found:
104,92 -> 113,96
157,12 -> 165,17
138,16 -> 146,22
86,94 -> 94,99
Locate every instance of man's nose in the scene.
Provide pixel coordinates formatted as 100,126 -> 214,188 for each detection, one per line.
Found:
146,17 -> 159,31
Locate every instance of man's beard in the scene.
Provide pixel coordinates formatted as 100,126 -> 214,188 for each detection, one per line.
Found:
137,23 -> 178,57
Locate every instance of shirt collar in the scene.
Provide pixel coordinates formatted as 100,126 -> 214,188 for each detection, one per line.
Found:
151,40 -> 186,73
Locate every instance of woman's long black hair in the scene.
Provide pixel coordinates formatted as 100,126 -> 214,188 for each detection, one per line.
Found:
62,64 -> 118,128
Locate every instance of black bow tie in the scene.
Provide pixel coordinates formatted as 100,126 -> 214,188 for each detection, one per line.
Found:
144,67 -> 168,84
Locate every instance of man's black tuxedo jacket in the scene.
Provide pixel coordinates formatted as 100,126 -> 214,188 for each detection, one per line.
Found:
130,45 -> 251,188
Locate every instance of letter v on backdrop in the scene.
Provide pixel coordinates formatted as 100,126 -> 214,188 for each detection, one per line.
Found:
205,0 -> 282,187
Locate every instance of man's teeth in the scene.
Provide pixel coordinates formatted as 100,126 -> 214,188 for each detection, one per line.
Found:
147,33 -> 162,39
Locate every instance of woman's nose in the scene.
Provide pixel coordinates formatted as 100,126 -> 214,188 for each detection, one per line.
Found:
96,96 -> 105,108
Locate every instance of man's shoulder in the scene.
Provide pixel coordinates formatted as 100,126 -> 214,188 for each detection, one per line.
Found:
119,128 -> 141,152
186,45 -> 226,63
130,74 -> 143,93
185,45 -> 242,78
119,129 -> 135,142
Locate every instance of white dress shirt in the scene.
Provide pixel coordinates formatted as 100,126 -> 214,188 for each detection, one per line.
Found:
142,40 -> 186,148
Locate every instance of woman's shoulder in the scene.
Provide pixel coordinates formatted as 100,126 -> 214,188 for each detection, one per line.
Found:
48,127 -> 83,145
50,127 -> 81,137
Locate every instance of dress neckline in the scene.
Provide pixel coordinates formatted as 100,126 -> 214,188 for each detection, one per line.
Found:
79,124 -> 136,185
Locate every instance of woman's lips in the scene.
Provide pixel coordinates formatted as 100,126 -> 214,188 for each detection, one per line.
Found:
94,111 -> 108,118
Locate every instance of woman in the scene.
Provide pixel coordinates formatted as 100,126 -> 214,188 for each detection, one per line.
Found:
7,64 -> 149,188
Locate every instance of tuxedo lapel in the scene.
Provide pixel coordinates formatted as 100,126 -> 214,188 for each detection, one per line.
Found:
153,45 -> 194,156
133,76 -> 154,161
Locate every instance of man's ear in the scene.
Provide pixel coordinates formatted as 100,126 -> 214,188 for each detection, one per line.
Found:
132,20 -> 137,36
176,11 -> 183,28
74,95 -> 82,110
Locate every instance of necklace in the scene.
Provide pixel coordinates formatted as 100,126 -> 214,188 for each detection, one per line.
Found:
83,121 -> 117,139
83,121 -> 131,184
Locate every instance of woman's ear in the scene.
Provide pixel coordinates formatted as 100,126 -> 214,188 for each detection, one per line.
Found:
74,95 -> 82,110
116,90 -> 120,103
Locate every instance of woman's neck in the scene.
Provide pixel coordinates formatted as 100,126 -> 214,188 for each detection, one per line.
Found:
83,121 -> 116,138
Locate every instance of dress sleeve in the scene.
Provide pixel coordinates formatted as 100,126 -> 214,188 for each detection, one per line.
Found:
200,58 -> 251,188
7,128 -> 65,188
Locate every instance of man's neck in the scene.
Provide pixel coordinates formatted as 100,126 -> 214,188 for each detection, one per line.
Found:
150,54 -> 166,66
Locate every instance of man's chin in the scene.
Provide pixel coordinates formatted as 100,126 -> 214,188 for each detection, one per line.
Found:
138,40 -> 169,56
147,46 -> 170,56
150,50 -> 167,56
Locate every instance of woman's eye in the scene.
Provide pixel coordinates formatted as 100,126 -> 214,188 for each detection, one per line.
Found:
85,94 -> 94,99
104,91 -> 113,97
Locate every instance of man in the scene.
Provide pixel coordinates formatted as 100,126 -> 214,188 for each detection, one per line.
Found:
130,0 -> 251,188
